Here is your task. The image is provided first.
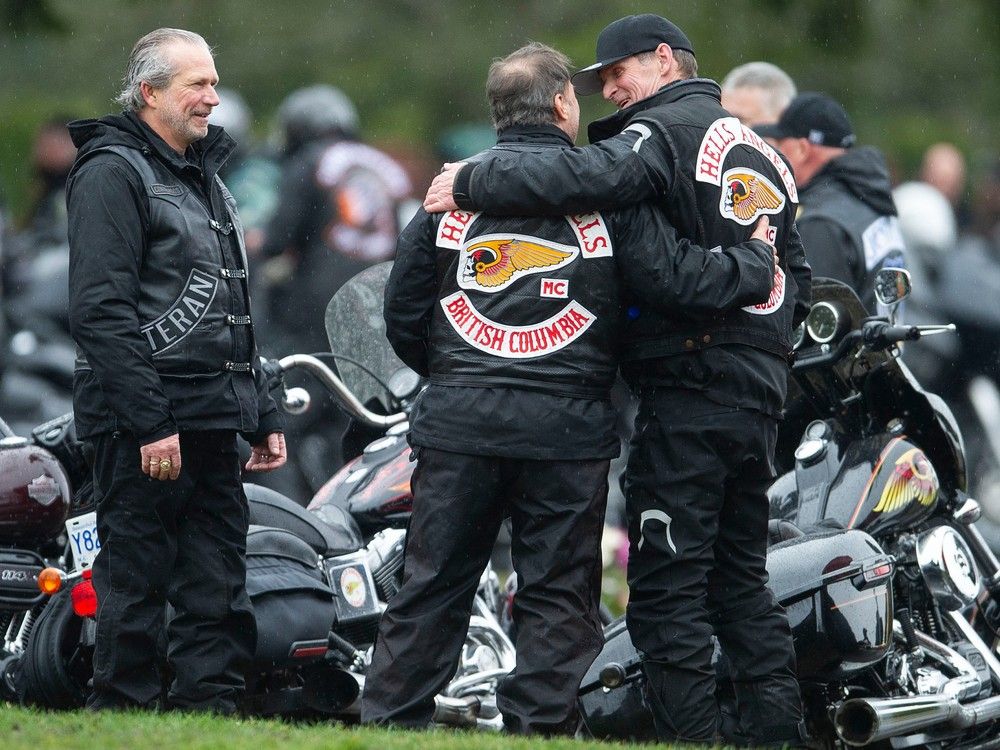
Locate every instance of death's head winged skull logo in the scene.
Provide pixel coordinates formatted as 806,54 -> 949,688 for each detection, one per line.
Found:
720,168 -> 786,225
460,236 -> 575,291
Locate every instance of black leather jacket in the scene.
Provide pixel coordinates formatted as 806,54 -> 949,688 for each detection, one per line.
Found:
452,80 -> 812,415
67,113 -> 281,442
386,126 -> 776,453
797,146 -> 906,313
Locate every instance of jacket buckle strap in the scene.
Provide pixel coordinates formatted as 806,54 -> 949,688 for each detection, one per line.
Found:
209,219 -> 234,236
224,314 -> 252,326
219,268 -> 247,279
223,361 -> 252,373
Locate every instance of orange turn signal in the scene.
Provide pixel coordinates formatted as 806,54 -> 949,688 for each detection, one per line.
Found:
37,567 -> 64,595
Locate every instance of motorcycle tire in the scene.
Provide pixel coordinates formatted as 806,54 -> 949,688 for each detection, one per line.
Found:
17,590 -> 88,709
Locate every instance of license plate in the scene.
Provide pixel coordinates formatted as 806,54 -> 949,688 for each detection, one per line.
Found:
65,512 -> 100,571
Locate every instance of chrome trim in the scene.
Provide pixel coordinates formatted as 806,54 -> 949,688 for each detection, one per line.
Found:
277,354 -> 407,428
948,610 -> 1000,690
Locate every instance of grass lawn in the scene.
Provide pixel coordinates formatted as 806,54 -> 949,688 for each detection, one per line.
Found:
0,706 -> 670,750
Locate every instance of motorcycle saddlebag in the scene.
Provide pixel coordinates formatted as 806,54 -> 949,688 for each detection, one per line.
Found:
767,528 -> 894,681
245,525 -> 336,667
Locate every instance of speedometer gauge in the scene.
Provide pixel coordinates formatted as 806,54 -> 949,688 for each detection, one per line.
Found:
805,301 -> 844,344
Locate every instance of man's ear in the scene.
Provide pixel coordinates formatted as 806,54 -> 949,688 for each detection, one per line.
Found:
553,91 -> 569,124
654,42 -> 674,73
139,80 -> 158,109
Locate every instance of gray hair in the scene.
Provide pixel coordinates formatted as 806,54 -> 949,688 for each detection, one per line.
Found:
636,48 -> 698,80
720,61 -> 797,115
486,42 -> 571,131
116,28 -> 212,112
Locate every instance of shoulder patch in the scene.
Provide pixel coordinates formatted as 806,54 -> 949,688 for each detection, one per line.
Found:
566,212 -> 613,258
696,117 -> 798,203
862,216 -> 906,271
436,210 -> 480,249
719,168 -> 786,226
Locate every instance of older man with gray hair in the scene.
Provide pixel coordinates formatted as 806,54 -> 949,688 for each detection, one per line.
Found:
721,61 -> 797,127
67,28 -> 285,712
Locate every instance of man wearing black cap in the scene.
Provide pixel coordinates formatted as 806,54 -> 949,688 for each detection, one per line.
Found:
424,13 -> 810,747
757,92 -> 906,312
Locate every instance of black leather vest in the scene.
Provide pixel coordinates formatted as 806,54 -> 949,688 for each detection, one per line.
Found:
618,81 -> 801,361
74,144 -> 254,377
428,196 -> 624,399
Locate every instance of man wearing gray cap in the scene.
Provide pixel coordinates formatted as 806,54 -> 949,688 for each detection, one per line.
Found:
757,92 -> 907,313
425,13 -> 809,747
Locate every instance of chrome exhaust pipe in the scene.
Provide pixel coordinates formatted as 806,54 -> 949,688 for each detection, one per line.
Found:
835,694 -> 1000,746
323,669 -> 503,730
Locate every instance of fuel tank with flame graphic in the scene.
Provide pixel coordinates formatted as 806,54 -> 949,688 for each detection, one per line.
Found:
822,436 -> 941,536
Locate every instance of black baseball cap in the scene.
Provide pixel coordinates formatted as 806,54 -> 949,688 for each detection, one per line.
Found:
755,92 -> 857,148
571,14 -> 695,96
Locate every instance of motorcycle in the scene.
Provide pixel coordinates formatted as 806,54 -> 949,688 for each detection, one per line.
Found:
17,265 -> 515,726
576,270 -> 1000,747
0,411 -> 93,703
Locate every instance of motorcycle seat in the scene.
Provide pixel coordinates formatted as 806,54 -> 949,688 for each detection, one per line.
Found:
246,525 -> 320,569
245,483 -> 361,557
767,519 -> 805,547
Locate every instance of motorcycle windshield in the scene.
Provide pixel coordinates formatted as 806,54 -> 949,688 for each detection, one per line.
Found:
324,262 -> 408,413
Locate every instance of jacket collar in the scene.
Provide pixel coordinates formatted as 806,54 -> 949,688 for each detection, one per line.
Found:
588,77 -> 722,143
496,124 -> 575,148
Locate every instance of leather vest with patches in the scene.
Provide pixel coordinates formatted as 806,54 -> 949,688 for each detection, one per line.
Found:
623,82 -> 801,362
428,175 -> 623,399
74,144 -> 252,376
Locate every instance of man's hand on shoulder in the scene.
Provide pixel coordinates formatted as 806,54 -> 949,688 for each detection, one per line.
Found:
423,163 -> 465,213
750,216 -> 779,268
140,433 -> 182,481
245,432 -> 287,473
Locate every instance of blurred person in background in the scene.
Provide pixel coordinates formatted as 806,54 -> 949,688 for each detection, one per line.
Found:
256,85 -> 412,496
720,62 -> 796,127
21,116 -> 78,249
758,92 -> 907,313
920,142 -> 972,233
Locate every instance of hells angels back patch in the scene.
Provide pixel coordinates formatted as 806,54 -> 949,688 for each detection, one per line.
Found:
719,168 -> 786,225
457,234 -> 579,293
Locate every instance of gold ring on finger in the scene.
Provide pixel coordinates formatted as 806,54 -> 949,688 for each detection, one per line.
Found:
159,459 -> 172,470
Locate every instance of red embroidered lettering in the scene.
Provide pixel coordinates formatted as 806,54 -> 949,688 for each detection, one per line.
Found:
584,236 -> 608,254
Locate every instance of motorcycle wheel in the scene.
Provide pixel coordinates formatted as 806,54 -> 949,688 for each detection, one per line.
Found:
17,590 -> 89,708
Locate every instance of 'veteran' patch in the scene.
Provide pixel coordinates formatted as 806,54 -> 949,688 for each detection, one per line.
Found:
720,169 -> 786,225
140,268 -> 219,355
457,234 -> 577,293
695,117 -> 798,203
566,212 -> 613,258
742,266 -> 786,316
436,210 -> 481,250
440,291 -> 595,358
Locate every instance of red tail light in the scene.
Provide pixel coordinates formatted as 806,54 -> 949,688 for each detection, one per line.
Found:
71,574 -> 98,618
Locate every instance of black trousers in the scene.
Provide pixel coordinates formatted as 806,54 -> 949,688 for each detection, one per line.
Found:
86,430 -> 255,713
361,447 -> 609,735
624,388 -> 802,745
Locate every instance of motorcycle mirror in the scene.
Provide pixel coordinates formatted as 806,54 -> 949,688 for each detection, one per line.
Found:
873,267 -> 912,307
282,387 -> 312,415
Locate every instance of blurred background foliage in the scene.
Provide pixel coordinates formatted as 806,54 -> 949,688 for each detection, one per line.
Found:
0,0 -> 997,219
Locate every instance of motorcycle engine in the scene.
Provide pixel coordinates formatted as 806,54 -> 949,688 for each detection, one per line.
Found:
366,528 -> 406,601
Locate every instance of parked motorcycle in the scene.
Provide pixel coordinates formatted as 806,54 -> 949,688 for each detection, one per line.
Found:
577,271 -> 1000,747
0,411 -> 92,703
17,266 -> 515,726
